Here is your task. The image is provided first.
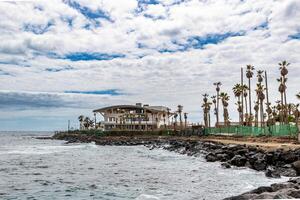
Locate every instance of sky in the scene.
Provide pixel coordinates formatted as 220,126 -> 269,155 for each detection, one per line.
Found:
0,0 -> 300,131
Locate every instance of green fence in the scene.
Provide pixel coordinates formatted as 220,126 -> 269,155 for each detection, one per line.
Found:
204,124 -> 299,137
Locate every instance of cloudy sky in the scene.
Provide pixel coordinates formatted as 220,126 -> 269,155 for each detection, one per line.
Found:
0,0 -> 299,131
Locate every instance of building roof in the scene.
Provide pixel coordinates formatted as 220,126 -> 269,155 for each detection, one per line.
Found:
93,104 -> 172,114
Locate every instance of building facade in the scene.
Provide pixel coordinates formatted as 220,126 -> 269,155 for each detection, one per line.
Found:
93,103 -> 173,131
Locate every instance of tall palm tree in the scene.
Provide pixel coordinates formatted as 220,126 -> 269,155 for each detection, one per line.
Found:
293,104 -> 299,128
219,92 -> 230,126
277,77 -> 286,124
174,113 -> 178,130
246,65 -> 255,125
242,84 -> 249,124
254,101 -> 259,127
184,113 -> 188,128
78,115 -> 84,130
213,82 -> 222,127
177,105 -> 183,128
83,117 -> 91,129
279,61 -> 289,124
233,83 -> 243,125
256,70 -> 265,127
256,84 -> 265,127
211,95 -> 217,126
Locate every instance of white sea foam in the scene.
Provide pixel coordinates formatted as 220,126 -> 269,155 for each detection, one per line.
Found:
135,194 -> 160,200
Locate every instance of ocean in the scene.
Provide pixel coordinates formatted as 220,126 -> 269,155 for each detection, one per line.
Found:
0,131 -> 287,200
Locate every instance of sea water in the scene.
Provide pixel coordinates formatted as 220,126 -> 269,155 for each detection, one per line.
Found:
0,132 -> 288,200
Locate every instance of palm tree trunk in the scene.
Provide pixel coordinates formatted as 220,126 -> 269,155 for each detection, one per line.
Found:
284,90 -> 288,124
281,93 -> 284,125
241,68 -> 244,125
261,101 -> 264,127
208,112 -> 211,128
248,78 -> 252,126
244,96 -> 248,116
216,92 -> 219,127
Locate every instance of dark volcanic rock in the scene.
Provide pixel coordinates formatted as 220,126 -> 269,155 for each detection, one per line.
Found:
265,168 -> 280,178
205,153 -> 218,162
225,178 -> 300,200
221,162 -> 231,168
292,160 -> 300,175
251,158 -> 267,171
230,155 -> 247,167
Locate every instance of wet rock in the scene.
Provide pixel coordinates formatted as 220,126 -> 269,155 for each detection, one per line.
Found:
251,158 -> 267,171
230,155 -> 247,167
292,160 -> 300,175
265,168 -> 280,178
216,153 -> 229,161
221,162 -> 231,168
276,167 -> 298,177
281,151 -> 298,163
205,153 -> 218,162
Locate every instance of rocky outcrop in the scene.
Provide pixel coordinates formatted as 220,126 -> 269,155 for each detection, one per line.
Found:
155,140 -> 300,178
224,178 -> 300,199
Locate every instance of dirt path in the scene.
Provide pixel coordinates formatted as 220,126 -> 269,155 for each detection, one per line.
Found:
198,135 -> 300,151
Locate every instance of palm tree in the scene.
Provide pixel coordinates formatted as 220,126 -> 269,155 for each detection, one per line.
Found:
279,61 -> 290,124
83,117 -> 91,129
78,115 -> 84,130
256,70 -> 265,127
202,94 -> 212,128
277,77 -> 286,124
177,105 -> 183,128
211,95 -> 217,126
233,84 -> 243,125
293,104 -> 299,128
246,65 -> 255,125
219,92 -> 230,126
174,113 -> 178,130
256,84 -> 265,127
184,113 -> 188,128
241,84 -> 249,124
213,82 -> 222,127
254,101 -> 259,126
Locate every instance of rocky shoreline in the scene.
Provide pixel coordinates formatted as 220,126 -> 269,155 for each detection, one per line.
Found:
47,132 -> 300,199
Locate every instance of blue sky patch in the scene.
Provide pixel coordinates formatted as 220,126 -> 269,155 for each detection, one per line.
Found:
23,21 -> 54,34
45,66 -> 74,72
289,32 -> 300,40
64,52 -> 125,61
0,69 -> 11,76
64,0 -> 111,22
158,32 -> 245,53
186,32 -> 245,49
64,89 -> 123,96
253,21 -> 268,30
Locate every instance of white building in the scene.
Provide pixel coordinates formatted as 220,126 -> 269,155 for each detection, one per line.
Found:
93,103 -> 174,131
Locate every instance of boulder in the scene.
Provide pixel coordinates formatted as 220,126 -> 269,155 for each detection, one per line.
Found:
205,153 -> 218,162
281,151 -> 298,163
265,168 -> 280,178
276,167 -> 298,177
221,162 -> 231,169
250,186 -> 273,194
216,153 -> 229,162
230,155 -> 247,167
292,160 -> 300,175
251,158 -> 267,171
